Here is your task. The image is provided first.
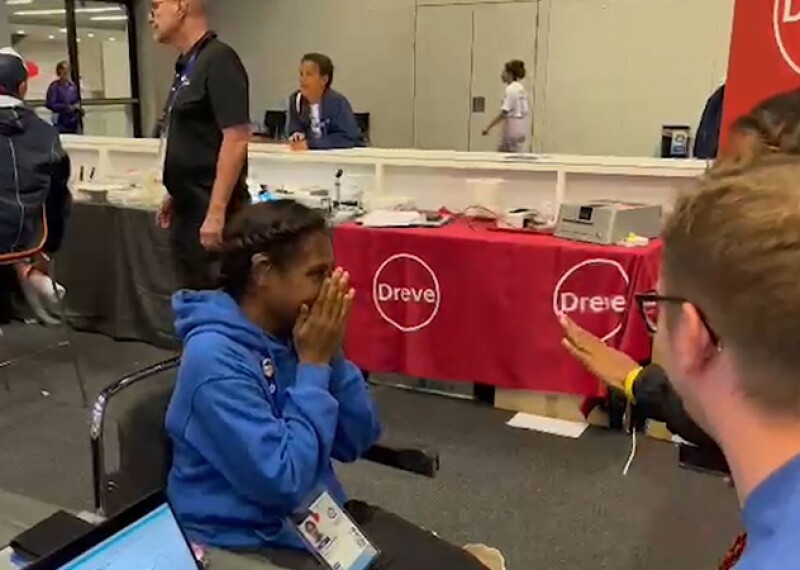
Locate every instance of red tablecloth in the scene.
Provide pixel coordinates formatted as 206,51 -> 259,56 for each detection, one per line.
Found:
334,219 -> 661,397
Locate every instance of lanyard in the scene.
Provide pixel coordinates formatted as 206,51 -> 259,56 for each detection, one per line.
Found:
163,51 -> 200,123
157,52 -> 199,176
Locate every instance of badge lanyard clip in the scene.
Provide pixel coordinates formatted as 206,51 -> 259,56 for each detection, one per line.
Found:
157,52 -> 200,177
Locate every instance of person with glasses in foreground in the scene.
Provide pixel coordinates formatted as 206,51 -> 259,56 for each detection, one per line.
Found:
562,87 -> 800,449
561,89 -> 800,569
647,156 -> 800,568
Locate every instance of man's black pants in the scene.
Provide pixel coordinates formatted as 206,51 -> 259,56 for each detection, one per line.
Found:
169,212 -> 220,291
169,195 -> 250,291
241,502 -> 488,570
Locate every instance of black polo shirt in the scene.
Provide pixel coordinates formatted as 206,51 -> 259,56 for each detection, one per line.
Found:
162,32 -> 250,219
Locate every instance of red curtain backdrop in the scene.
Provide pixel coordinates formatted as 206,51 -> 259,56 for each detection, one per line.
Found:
722,0 -> 800,145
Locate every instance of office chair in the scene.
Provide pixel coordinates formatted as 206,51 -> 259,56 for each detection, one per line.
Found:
91,356 -> 440,518
355,112 -> 371,144
263,110 -> 288,141
0,210 -> 88,406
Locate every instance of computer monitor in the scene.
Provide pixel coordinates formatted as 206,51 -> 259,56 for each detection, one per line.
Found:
27,493 -> 199,570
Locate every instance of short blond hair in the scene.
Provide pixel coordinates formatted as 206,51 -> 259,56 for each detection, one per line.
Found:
662,156 -> 800,413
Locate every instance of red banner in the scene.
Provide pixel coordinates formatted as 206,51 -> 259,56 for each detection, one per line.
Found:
722,0 -> 800,143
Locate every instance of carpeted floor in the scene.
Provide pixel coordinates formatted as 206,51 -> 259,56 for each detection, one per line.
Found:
0,325 -> 742,569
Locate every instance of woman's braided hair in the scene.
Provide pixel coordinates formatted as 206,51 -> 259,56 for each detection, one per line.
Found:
731,88 -> 800,156
219,200 -> 328,301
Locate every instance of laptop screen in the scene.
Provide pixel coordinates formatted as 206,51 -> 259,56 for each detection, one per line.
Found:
56,504 -> 197,570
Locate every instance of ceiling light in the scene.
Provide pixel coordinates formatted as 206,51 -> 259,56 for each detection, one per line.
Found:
88,33 -> 95,38
60,28 -> 67,33
13,7 -> 121,16
15,30 -> 26,35
6,0 -> 33,5
109,37 -> 117,42
47,35 -> 55,40
91,15 -> 127,21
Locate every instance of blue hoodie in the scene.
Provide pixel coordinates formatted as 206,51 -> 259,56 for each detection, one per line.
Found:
166,290 -> 381,551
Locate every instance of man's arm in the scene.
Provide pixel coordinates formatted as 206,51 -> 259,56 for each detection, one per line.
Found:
204,47 -> 251,249
633,365 -> 717,449
205,125 -> 250,225
44,135 -> 72,253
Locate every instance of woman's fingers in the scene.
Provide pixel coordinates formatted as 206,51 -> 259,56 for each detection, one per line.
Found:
340,288 -> 355,323
324,268 -> 343,320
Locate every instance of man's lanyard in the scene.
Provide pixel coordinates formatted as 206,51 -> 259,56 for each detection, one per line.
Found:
163,51 -> 200,123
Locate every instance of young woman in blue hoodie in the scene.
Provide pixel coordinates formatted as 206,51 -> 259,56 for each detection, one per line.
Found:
286,53 -> 365,150
166,201 -> 492,569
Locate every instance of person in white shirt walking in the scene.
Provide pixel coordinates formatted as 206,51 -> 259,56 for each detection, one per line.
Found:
482,59 -> 530,153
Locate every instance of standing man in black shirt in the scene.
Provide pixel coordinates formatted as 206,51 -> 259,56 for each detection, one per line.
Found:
150,0 -> 251,290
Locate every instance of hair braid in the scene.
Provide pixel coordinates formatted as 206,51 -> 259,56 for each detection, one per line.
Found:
218,201 -> 328,300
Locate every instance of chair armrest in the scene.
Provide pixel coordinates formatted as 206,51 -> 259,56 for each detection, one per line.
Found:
362,444 -> 440,478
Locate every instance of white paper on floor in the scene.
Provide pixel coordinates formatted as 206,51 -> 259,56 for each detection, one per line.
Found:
506,412 -> 589,439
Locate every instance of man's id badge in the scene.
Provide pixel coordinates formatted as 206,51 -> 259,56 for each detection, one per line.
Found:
292,491 -> 379,570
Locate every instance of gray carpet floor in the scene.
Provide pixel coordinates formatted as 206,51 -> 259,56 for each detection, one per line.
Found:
0,325 -> 742,569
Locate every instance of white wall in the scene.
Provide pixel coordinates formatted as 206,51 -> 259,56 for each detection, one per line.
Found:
540,0 -> 733,156
207,0 -> 417,149
0,1 -> 9,47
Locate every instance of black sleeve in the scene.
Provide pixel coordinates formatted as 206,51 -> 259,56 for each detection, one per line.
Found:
44,135 -> 72,254
633,364 -> 717,449
206,47 -> 250,130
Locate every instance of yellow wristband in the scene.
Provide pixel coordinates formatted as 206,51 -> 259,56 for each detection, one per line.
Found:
623,366 -> 644,403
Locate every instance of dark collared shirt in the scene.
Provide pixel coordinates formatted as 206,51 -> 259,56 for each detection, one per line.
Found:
162,32 -> 250,219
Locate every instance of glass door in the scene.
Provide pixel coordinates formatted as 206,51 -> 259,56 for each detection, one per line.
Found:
73,0 -> 138,136
3,0 -> 140,137
6,0 -> 71,105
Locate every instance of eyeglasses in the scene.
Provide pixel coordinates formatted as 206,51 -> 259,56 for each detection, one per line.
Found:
635,290 -> 720,346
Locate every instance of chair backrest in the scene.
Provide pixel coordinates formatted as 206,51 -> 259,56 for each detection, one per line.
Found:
354,112 -> 371,143
91,357 -> 179,518
264,110 -> 288,139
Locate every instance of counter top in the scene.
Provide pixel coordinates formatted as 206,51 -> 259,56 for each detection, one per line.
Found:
62,136 -> 708,178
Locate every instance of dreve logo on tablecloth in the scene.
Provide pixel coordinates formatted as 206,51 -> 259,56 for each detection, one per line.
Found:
552,258 -> 630,342
775,0 -> 800,75
372,253 -> 441,333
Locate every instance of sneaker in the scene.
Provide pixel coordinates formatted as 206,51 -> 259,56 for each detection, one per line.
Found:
464,544 -> 507,570
19,278 -> 61,326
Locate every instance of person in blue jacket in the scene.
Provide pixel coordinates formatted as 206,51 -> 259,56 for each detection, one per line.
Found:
166,200 -> 492,569
286,53 -> 365,150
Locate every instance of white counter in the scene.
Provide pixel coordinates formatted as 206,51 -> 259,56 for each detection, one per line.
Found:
62,135 -> 709,212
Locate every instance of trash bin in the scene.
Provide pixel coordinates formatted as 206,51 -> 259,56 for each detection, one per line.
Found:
661,125 -> 692,158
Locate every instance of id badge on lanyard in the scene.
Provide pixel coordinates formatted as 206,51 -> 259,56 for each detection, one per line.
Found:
291,489 -> 379,570
157,53 -> 199,179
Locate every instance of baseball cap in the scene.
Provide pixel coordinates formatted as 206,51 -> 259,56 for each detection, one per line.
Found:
0,47 -> 39,96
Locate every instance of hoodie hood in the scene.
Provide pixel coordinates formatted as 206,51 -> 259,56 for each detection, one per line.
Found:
173,290 -> 271,352
0,101 -> 31,136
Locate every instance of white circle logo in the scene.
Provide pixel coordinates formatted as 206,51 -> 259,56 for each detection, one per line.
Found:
372,254 -> 441,333
552,258 -> 631,342
774,0 -> 800,75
